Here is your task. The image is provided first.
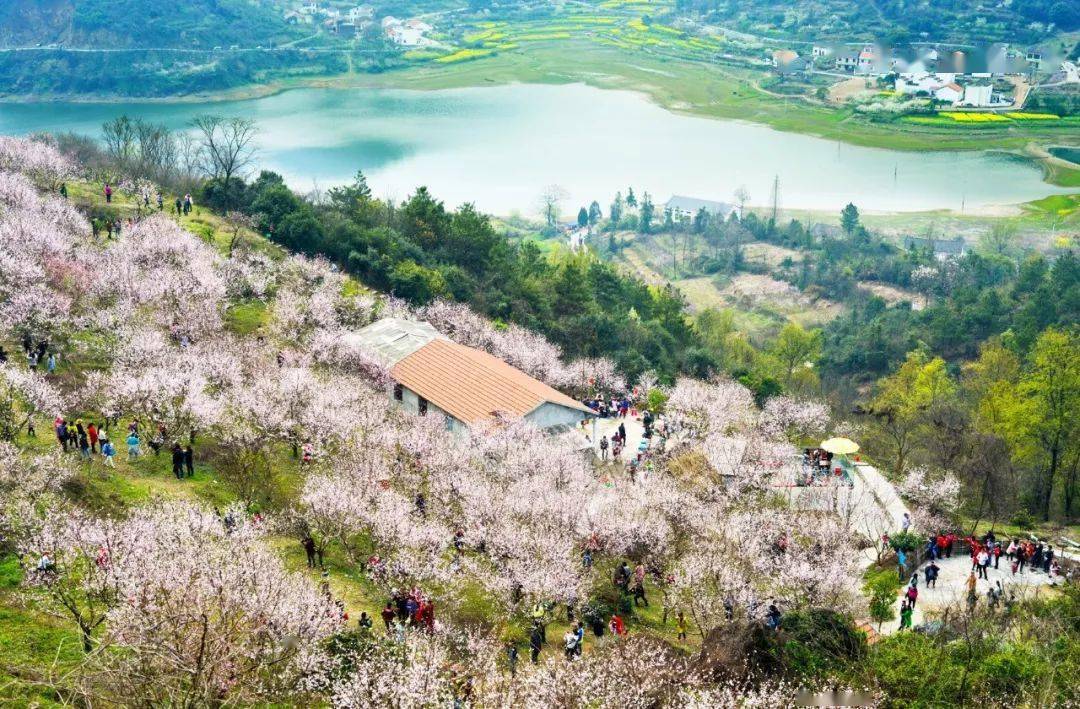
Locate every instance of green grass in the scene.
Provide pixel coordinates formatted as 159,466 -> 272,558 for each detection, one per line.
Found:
225,299 -> 270,336
0,557 -> 82,708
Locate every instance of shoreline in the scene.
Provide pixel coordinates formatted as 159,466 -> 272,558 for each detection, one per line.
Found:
2,42 -> 1077,158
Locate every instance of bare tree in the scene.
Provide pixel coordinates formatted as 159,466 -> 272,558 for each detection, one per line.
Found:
189,115 -> 259,188
224,211 -> 256,257
102,116 -> 138,165
537,184 -> 568,232
134,120 -> 177,181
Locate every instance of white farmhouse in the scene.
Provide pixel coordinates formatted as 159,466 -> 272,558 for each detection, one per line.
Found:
962,84 -> 993,107
934,82 -> 963,104
665,195 -> 741,221
347,318 -> 595,435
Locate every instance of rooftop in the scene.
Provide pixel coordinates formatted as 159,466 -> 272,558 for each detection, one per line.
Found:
665,195 -> 738,215
392,338 -> 593,424
344,317 -> 442,367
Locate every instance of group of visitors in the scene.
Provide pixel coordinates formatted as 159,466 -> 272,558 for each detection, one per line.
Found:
54,417 -> 114,464
18,336 -> 52,379
587,396 -> 632,419
380,587 -> 436,637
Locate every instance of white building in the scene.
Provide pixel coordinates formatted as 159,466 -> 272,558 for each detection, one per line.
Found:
347,318 -> 595,435
934,82 -> 963,104
962,84 -> 993,107
665,195 -> 740,221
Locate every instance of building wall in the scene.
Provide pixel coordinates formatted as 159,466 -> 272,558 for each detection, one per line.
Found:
525,402 -> 590,430
394,386 -> 466,433
391,387 -> 586,434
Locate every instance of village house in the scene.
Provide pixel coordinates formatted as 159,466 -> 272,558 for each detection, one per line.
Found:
934,82 -> 963,104
347,318 -> 595,435
771,49 -> 808,75
382,16 -> 434,46
665,195 -> 741,221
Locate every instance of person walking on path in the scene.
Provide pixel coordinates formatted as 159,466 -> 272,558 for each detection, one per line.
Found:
599,435 -> 609,461
184,444 -> 195,477
896,549 -> 907,582
966,571 -> 978,609
104,183 -> 112,203
905,581 -> 918,610
899,600 -> 913,630
924,560 -> 939,589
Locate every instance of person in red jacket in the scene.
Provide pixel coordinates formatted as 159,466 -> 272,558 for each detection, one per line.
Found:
609,614 -> 626,636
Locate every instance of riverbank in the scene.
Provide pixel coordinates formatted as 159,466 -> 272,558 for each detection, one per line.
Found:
3,39 -> 1078,183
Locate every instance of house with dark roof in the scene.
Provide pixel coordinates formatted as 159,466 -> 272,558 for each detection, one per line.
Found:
348,318 -> 595,434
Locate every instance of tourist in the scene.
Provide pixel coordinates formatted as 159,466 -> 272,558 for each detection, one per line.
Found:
126,430 -> 141,461
100,435 -> 115,467
924,560 -> 939,589
1043,545 -> 1054,574
104,183 -> 112,203
358,612 -> 372,632
676,611 -> 687,641
183,194 -> 193,215
901,512 -> 910,533
381,601 -> 395,633
529,624 -> 543,663
184,444 -> 195,477
55,418 -> 68,451
599,435 -> 609,461
302,535 -> 317,568
966,571 -> 978,608
766,603 -> 782,631
899,599 -> 913,630
171,442 -> 184,479
976,547 -> 990,580
563,628 -> 577,660
905,580 -> 918,609
896,548 -> 907,582
609,613 -> 626,636
87,422 -> 98,453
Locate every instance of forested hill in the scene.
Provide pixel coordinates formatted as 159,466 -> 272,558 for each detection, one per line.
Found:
0,0 -> 295,49
677,0 -> 1080,43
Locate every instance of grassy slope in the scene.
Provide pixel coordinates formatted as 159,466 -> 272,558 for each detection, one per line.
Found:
0,182 -> 698,698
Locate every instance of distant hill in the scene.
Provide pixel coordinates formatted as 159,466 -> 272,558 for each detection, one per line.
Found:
677,0 -> 1079,45
0,0 -> 297,49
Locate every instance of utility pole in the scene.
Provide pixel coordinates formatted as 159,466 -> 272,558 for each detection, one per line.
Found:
770,174 -> 780,225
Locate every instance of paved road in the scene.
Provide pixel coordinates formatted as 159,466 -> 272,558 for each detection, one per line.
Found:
878,551 -> 1057,635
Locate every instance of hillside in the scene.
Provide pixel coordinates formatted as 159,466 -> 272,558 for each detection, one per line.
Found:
680,0 -> 1080,44
1,134 -> 1079,706
0,0 -> 296,49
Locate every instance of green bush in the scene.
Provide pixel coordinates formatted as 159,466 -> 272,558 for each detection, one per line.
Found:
770,608 -> 867,679
1009,509 -> 1036,529
888,531 -> 926,553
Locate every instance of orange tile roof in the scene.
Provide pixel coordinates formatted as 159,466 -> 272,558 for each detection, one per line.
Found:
391,339 -> 594,424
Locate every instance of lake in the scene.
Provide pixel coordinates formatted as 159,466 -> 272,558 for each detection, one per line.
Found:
0,83 -> 1066,215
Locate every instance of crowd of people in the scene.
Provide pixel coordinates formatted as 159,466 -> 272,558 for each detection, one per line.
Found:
893,527 -> 1071,632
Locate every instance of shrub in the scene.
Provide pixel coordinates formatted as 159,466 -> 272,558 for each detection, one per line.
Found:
888,531 -> 925,552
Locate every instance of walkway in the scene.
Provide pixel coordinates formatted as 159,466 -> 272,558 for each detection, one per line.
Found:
877,552 -> 1058,635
